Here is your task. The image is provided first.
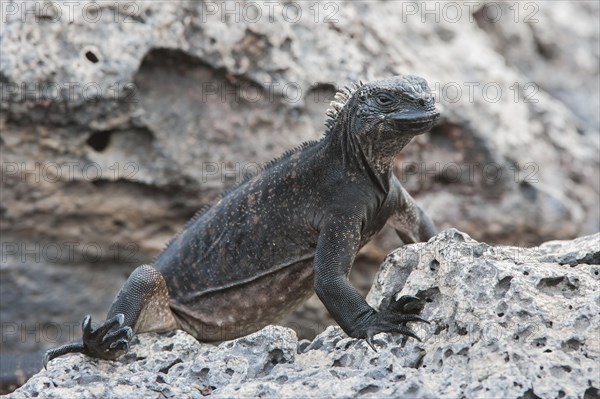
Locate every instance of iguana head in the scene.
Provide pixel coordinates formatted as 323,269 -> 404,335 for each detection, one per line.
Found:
326,75 -> 439,172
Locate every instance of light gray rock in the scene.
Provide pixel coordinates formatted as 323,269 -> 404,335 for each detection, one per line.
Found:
367,229 -> 600,399
10,230 -> 599,398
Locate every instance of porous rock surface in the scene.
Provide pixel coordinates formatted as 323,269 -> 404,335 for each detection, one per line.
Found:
10,230 -> 599,398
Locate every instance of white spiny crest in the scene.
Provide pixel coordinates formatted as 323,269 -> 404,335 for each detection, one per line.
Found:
324,80 -> 364,133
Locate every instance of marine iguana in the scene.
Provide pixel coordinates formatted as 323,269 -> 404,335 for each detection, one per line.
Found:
41,75 -> 440,367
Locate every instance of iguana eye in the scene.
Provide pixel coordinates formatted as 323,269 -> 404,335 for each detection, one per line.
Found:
375,94 -> 394,107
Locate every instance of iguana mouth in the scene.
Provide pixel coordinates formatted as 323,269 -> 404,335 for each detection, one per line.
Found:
387,111 -> 440,134
388,111 -> 440,124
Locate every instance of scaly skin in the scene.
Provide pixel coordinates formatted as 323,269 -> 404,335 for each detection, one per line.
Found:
43,75 -> 440,366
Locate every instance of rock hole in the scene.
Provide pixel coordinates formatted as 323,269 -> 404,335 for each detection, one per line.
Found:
198,385 -> 215,396
333,353 -> 350,367
532,34 -> 556,60
434,323 -> 448,335
85,51 -> 99,63
494,276 -> 513,298
430,259 -> 440,271
520,388 -> 543,399
417,287 -> 440,304
358,385 -> 380,395
276,375 -> 288,384
472,243 -> 486,258
562,338 -> 582,351
269,348 -> 285,365
496,301 -> 508,317
536,276 -> 579,296
197,368 -> 210,379
158,358 -> 182,374
531,337 -> 546,348
86,131 -> 112,152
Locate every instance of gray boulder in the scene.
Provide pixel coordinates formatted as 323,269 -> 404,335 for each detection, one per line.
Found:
10,230 -> 599,398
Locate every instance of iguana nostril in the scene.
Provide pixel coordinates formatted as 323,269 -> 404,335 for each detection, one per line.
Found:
419,99 -> 426,106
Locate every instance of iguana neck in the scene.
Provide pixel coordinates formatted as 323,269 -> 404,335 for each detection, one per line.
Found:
327,120 -> 414,193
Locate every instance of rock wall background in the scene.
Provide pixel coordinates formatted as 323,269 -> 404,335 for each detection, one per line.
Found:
1,0 -> 598,358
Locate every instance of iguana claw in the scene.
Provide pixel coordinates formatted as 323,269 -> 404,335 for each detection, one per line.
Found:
364,323 -> 423,352
355,293 -> 429,351
366,332 -> 378,353
43,313 -> 132,369
407,315 -> 430,324
43,340 -> 84,369
79,313 -> 132,360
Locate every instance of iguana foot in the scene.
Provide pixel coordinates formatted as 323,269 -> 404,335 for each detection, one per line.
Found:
80,314 -> 133,360
353,295 -> 429,352
44,314 -> 132,368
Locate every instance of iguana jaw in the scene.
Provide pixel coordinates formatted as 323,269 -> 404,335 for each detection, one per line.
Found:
357,110 -> 439,177
386,109 -> 440,134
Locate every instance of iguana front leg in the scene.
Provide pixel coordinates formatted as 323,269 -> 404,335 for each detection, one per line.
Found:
391,185 -> 436,244
44,265 -> 177,367
313,214 -> 428,350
